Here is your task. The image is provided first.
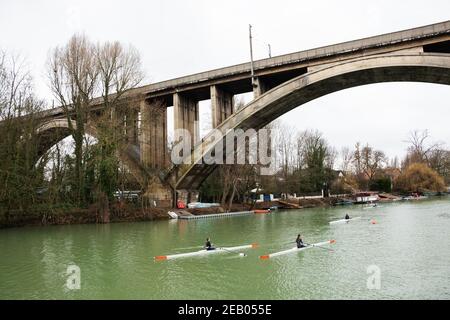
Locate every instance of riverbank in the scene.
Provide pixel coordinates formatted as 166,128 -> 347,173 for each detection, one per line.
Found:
0,202 -> 258,229
0,202 -> 170,229
2,193 -> 447,229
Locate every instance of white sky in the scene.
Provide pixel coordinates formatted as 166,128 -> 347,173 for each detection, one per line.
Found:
1,0 -> 449,161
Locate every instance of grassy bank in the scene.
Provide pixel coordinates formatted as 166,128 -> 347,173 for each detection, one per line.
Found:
0,202 -> 170,229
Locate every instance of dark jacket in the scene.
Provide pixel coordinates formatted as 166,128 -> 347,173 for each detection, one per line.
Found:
296,237 -> 305,248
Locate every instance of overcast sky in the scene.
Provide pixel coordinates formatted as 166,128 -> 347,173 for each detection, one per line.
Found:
1,0 -> 449,161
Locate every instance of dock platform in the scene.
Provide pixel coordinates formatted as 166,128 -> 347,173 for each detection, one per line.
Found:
177,211 -> 254,220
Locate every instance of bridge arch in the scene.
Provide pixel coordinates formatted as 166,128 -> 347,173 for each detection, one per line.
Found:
36,118 -> 148,187
36,118 -> 101,158
171,53 -> 450,190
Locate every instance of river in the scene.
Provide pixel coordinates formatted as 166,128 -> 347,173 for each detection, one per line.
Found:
1,197 -> 449,299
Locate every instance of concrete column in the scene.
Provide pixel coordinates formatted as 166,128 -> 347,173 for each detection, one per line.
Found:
175,189 -> 199,205
253,77 -> 270,173
210,85 -> 234,128
188,190 -> 199,203
126,109 -> 138,144
140,99 -> 168,169
253,77 -> 268,98
144,176 -> 173,208
176,189 -> 189,205
173,93 -> 199,146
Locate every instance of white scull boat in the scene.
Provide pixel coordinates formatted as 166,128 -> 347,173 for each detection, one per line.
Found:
259,240 -> 336,259
329,216 -> 361,225
155,243 -> 258,261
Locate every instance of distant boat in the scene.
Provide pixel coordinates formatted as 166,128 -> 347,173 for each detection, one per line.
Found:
335,199 -> 354,206
363,203 -> 381,209
402,195 -> 428,201
354,196 -> 379,204
187,202 -> 220,209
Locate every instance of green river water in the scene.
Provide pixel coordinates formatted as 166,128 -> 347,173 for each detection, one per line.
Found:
1,197 -> 450,299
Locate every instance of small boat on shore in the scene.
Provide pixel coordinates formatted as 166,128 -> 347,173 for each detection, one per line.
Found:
167,211 -> 178,219
329,217 -> 361,225
259,240 -> 336,259
155,243 -> 258,261
254,209 -> 270,214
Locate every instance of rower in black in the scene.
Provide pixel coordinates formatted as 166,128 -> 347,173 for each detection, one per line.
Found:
296,234 -> 306,248
345,214 -> 350,220
205,238 -> 215,251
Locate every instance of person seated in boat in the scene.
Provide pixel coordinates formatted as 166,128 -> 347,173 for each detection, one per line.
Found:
296,234 -> 306,248
205,238 -> 215,251
345,214 -> 350,220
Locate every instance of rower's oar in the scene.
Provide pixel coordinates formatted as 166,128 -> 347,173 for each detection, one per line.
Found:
277,241 -> 335,252
216,246 -> 247,257
360,218 -> 378,224
176,245 -> 204,250
304,243 -> 335,252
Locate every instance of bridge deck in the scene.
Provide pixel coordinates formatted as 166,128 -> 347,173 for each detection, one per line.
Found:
39,20 -> 450,119
136,20 -> 450,96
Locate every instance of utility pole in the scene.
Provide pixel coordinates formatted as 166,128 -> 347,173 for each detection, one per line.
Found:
249,24 -> 256,88
268,44 -> 272,58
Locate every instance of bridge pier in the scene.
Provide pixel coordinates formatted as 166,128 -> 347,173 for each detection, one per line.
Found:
211,85 -> 234,128
176,189 -> 199,205
143,176 -> 173,207
140,98 -> 168,169
253,77 -> 268,98
125,108 -> 139,144
173,92 -> 199,147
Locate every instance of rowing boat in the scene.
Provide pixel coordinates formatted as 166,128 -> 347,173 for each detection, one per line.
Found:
155,243 -> 258,261
259,240 -> 335,259
329,216 -> 361,225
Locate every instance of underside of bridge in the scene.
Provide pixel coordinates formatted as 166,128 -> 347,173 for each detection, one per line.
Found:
169,53 -> 450,198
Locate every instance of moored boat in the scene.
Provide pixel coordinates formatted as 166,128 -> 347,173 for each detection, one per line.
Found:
254,209 -> 270,214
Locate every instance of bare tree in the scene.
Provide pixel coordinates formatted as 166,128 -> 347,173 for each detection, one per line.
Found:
47,34 -> 98,206
0,51 -> 44,213
404,130 -> 443,165
95,41 -> 143,110
340,146 -> 353,173
295,130 -> 307,170
94,41 -> 144,195
48,35 -> 145,210
356,144 -> 387,190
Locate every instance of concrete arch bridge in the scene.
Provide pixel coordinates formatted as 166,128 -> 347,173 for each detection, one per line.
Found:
30,21 -> 450,206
